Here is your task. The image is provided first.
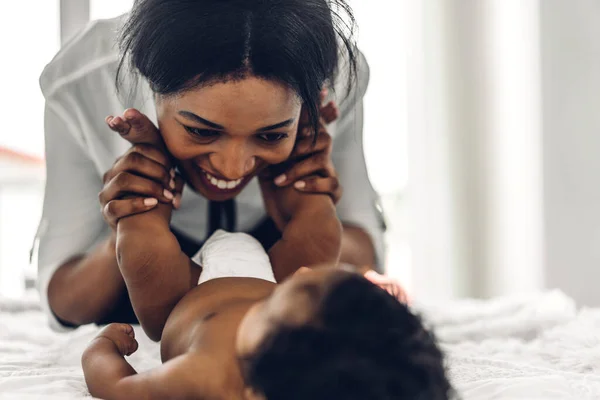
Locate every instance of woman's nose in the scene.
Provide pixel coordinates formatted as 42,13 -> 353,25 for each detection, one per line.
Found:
209,148 -> 256,180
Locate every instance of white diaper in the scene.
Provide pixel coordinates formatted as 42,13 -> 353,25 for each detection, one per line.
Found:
192,230 -> 276,285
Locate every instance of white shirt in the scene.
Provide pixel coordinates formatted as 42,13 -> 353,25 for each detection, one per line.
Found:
36,16 -> 385,331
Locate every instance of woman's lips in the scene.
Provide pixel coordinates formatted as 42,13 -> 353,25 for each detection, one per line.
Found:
196,166 -> 249,193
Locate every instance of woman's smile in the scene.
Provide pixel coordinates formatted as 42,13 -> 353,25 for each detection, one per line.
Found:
196,164 -> 254,195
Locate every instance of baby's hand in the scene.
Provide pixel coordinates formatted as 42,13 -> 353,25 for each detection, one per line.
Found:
95,323 -> 139,357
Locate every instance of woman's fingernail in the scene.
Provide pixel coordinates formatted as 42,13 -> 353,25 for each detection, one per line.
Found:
144,198 -> 158,206
294,181 -> 306,189
106,116 -> 114,124
173,194 -> 182,209
163,189 -> 174,200
169,178 -> 176,190
274,175 -> 286,185
170,168 -> 176,178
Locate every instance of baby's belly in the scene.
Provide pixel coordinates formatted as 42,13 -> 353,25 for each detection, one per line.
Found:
160,278 -> 274,362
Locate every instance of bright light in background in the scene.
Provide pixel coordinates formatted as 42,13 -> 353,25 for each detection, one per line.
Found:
348,1 -> 411,289
0,2 -> 56,297
91,0 -> 134,20
0,2 -> 60,157
349,1 -> 409,196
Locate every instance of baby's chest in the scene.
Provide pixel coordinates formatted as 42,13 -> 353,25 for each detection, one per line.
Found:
161,297 -> 246,361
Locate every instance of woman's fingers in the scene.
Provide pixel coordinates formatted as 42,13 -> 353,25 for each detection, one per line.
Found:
100,171 -> 175,206
364,270 -> 411,304
292,126 -> 332,157
102,197 -> 159,228
293,176 -> 342,204
172,172 -> 185,209
105,150 -> 173,189
274,152 -> 334,187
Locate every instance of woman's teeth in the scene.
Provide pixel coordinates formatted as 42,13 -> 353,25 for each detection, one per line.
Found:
204,171 -> 243,190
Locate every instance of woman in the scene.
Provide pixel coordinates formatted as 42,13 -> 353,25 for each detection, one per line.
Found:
37,0 -> 386,331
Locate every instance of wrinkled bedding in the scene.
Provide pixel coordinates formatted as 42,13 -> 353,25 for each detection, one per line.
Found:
1,290 -> 599,399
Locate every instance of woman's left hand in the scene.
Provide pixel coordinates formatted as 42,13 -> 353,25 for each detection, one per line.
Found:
270,98 -> 342,204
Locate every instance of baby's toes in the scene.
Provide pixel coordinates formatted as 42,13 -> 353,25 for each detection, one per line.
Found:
125,337 -> 139,356
107,115 -> 132,135
122,108 -> 162,145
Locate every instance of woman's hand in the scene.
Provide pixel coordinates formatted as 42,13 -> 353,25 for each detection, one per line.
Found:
363,270 -> 411,305
260,91 -> 342,230
270,91 -> 342,203
100,109 -> 184,230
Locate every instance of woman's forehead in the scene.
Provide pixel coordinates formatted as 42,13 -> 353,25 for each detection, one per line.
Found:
164,77 -> 302,122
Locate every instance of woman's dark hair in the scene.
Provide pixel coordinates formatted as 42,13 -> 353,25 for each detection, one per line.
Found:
241,275 -> 455,400
117,0 -> 358,137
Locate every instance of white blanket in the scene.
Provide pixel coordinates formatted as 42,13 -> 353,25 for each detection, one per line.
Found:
1,290 -> 599,399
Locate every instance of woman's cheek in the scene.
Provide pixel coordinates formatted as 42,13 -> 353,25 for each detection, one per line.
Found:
274,136 -> 297,163
160,127 -> 201,161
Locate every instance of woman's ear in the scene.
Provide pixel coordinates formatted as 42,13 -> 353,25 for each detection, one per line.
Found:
243,387 -> 267,400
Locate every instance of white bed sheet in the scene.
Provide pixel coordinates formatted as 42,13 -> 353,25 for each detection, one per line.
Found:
1,290 -> 599,399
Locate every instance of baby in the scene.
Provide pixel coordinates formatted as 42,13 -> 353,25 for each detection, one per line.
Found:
82,230 -> 452,400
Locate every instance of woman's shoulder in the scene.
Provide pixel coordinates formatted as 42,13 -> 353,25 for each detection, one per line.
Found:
40,15 -> 126,99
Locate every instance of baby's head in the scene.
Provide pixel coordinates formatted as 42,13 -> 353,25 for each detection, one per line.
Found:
236,266 -> 453,400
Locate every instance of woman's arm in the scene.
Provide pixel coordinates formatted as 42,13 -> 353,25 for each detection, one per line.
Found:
48,234 -> 125,326
331,51 -> 385,270
39,101 -> 129,328
340,224 -> 376,267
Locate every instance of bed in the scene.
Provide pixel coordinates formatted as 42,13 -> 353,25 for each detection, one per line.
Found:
1,290 -> 599,399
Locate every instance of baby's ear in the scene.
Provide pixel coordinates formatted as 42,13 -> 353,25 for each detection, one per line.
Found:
243,387 -> 267,400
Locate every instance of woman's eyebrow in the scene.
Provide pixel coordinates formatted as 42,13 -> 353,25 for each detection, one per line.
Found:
178,110 -> 295,132
178,111 -> 225,130
256,119 -> 295,132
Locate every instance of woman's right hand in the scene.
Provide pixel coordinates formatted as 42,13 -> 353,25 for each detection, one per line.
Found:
99,109 -> 183,230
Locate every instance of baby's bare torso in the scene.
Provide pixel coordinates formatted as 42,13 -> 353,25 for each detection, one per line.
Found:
159,277 -> 275,397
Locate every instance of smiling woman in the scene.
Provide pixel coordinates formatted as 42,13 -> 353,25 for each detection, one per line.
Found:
37,0 -> 386,333
156,77 -> 301,202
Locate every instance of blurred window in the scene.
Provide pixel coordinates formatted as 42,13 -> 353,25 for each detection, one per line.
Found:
91,0 -> 134,20
0,1 -> 59,297
350,1 -> 411,286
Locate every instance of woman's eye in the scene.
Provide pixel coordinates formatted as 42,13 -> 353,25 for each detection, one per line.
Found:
184,126 -> 221,139
257,133 -> 288,143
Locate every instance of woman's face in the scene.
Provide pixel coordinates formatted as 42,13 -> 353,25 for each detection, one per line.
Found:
156,77 -> 303,201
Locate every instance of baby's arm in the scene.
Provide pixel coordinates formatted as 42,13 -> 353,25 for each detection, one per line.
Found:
82,324 -> 203,400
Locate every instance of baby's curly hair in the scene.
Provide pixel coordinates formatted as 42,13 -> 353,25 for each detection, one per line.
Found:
241,274 -> 453,400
